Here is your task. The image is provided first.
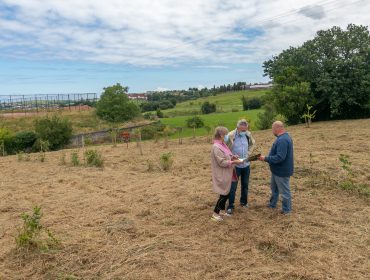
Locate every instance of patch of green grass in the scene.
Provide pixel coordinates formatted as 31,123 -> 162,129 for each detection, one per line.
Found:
161,89 -> 269,117
339,181 -> 370,197
160,109 -> 263,138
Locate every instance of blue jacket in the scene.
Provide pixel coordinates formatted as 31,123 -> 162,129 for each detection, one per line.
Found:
265,132 -> 294,177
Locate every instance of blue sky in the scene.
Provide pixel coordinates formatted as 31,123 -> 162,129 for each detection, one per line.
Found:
0,0 -> 369,94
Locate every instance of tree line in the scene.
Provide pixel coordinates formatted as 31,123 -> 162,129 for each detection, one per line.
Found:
262,24 -> 370,125
141,82 -> 259,112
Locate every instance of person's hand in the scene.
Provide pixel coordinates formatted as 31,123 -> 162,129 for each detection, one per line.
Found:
231,154 -> 239,160
258,155 -> 266,161
232,159 -> 243,164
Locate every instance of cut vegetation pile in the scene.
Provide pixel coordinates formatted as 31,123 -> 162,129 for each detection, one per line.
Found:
0,119 -> 369,279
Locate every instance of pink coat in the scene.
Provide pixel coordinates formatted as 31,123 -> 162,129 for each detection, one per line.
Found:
211,143 -> 234,195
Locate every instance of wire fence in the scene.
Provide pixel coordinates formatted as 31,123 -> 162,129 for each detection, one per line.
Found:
0,93 -> 97,113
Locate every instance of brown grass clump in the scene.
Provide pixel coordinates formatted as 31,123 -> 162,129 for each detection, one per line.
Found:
0,119 -> 369,279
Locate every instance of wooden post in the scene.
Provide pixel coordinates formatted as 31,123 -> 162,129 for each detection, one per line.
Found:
81,135 -> 86,164
176,127 -> 183,144
163,126 -> 170,148
138,129 -> 143,155
23,95 -> 26,116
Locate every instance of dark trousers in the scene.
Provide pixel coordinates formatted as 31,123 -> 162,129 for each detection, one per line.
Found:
214,193 -> 230,214
228,166 -> 250,209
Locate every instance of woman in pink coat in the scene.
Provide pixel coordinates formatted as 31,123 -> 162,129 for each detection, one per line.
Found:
211,127 -> 242,221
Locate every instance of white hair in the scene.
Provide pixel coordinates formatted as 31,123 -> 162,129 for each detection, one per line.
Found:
237,119 -> 249,127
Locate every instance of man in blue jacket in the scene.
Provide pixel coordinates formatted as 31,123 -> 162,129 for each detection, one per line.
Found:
259,121 -> 294,214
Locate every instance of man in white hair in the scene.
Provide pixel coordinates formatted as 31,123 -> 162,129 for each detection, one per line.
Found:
259,121 -> 294,214
225,119 -> 255,214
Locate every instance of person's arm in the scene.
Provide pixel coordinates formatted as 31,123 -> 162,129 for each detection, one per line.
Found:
265,139 -> 288,164
225,131 -> 233,149
213,147 -> 241,167
213,147 -> 232,167
247,132 -> 256,155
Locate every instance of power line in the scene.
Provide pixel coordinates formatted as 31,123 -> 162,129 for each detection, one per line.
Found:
133,0 -> 364,61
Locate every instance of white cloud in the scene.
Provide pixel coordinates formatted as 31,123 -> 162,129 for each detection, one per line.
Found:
154,87 -> 171,92
195,65 -> 230,69
0,0 -> 369,66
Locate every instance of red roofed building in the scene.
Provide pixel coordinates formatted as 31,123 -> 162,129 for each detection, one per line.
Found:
127,93 -> 147,100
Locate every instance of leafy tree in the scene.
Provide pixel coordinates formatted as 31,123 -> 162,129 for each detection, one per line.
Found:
159,100 -> 175,110
201,101 -> 216,114
96,83 -> 140,123
269,82 -> 312,124
140,102 -> 159,112
263,24 -> 370,122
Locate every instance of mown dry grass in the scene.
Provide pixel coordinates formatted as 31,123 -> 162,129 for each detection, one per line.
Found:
0,109 -> 111,134
0,119 -> 369,280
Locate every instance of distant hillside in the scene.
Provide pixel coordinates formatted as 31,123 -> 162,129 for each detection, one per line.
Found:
160,89 -> 269,117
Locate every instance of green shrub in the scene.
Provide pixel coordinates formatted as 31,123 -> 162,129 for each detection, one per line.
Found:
160,152 -> 173,171
159,100 -> 175,110
0,128 -> 14,155
201,101 -> 216,114
84,149 -> 104,167
34,139 -> 49,162
186,116 -> 204,128
141,122 -> 166,140
34,115 -> 72,150
13,131 -> 37,153
70,151 -> 80,166
84,136 -> 94,146
0,130 -> 37,155
241,96 -> 264,110
156,109 -> 164,118
143,112 -> 156,120
15,206 -> 59,250
255,104 -> 276,130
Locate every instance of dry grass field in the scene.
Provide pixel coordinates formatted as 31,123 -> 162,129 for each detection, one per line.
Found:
0,119 -> 369,280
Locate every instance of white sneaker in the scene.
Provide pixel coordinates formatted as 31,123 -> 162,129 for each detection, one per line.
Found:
220,210 -> 232,217
211,213 -> 223,222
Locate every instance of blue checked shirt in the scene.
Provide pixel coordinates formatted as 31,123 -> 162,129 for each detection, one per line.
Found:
231,132 -> 249,168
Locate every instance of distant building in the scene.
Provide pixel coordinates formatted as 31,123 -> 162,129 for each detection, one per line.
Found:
249,83 -> 273,89
127,93 -> 147,100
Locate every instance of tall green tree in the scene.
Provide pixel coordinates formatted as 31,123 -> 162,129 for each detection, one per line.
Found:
96,83 -> 140,123
263,24 -> 370,122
